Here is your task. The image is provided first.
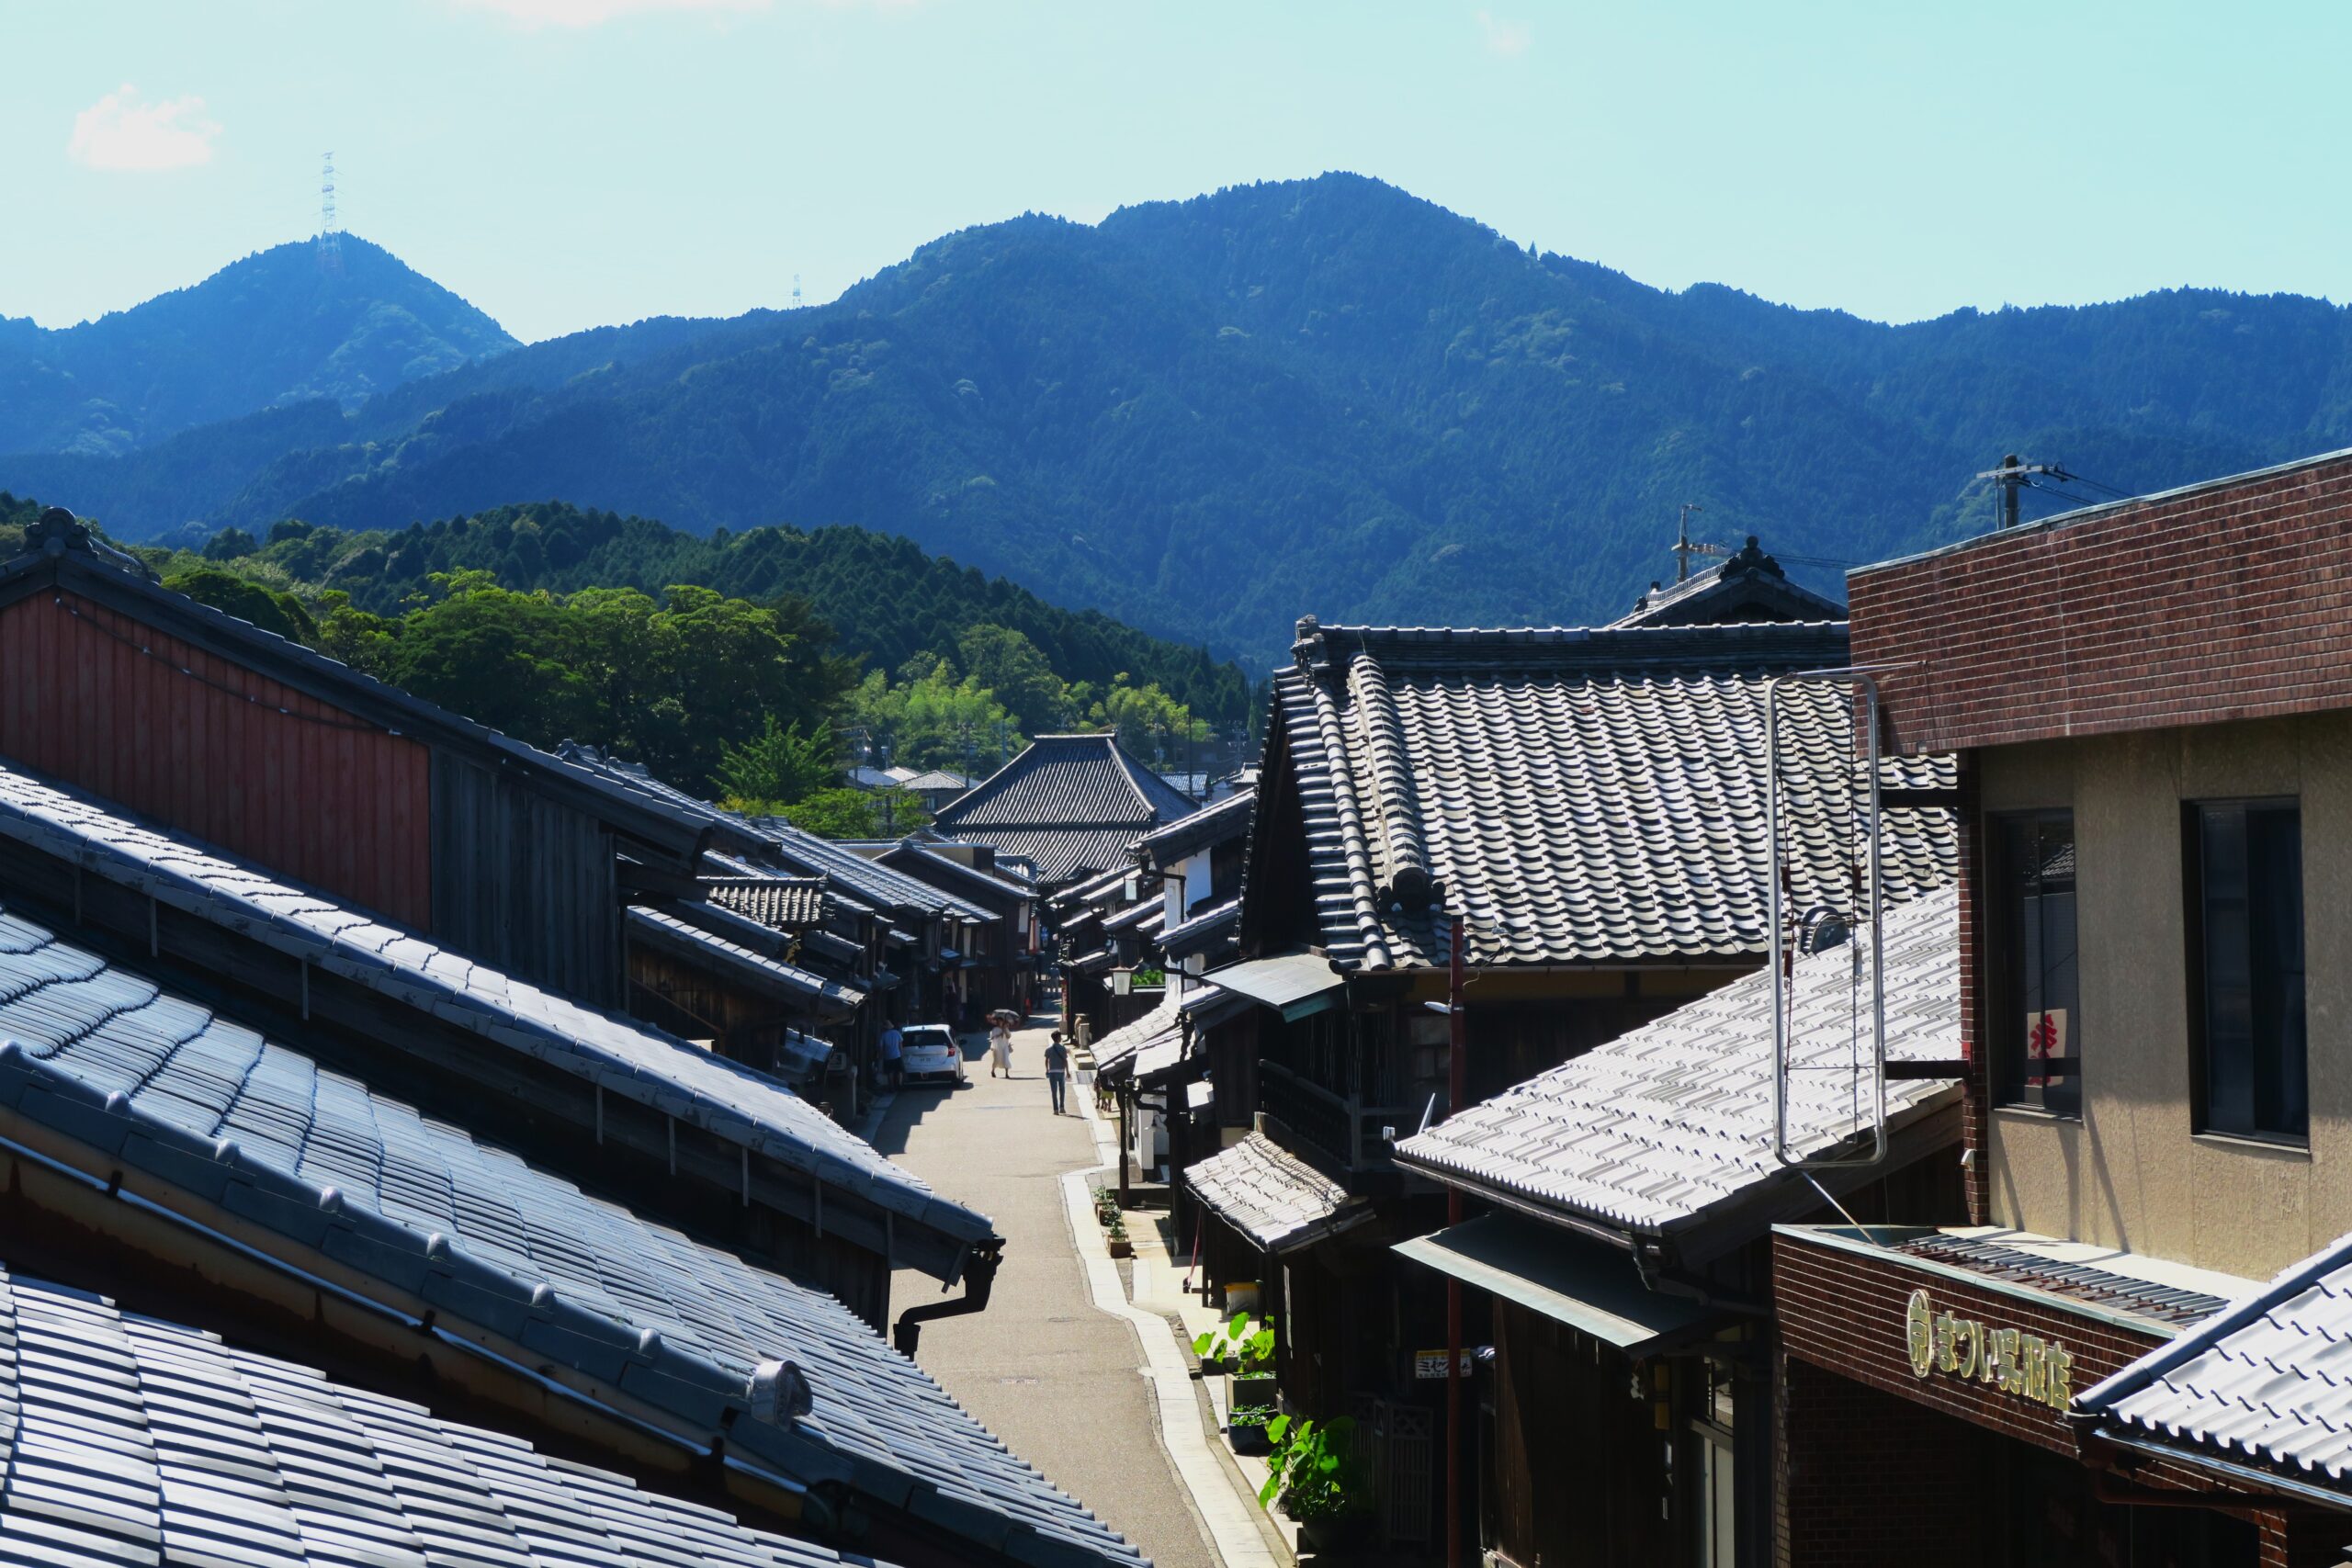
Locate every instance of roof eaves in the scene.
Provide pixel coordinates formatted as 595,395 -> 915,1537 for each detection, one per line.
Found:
0,763 -> 995,1257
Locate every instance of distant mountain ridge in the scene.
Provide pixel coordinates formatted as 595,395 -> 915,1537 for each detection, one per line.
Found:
0,236 -> 514,457
8,175 -> 2350,664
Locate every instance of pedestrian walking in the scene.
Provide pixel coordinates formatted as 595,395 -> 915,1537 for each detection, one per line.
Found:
1043,1032 -> 1069,1115
879,1022 -> 903,1089
988,1021 -> 1013,1077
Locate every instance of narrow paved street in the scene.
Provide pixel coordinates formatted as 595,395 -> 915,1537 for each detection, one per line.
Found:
875,1018 -> 1219,1568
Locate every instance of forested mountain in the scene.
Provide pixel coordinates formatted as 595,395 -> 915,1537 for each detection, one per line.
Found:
11,174 -> 2352,663
169,501 -> 1249,723
0,237 -> 514,457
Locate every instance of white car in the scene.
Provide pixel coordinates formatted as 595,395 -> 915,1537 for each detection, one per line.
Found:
898,1024 -> 967,1086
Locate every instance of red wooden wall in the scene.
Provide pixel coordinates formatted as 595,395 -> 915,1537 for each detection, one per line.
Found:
0,590 -> 433,930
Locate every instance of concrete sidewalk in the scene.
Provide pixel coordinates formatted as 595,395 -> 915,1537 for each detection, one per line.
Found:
873,1019 -> 1221,1568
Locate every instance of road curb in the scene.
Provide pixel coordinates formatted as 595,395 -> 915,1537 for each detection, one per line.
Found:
1065,1089 -> 1286,1568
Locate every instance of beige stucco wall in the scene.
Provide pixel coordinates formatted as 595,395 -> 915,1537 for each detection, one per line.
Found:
1983,712 -> 2352,1278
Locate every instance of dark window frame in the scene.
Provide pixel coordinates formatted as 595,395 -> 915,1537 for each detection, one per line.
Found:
2184,796 -> 2309,1146
1986,808 -> 2083,1118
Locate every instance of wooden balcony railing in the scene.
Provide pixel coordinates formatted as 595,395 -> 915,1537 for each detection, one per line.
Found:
1257,1061 -> 1414,1172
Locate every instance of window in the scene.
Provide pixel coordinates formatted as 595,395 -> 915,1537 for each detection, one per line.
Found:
1994,812 -> 2081,1117
2188,800 -> 2307,1143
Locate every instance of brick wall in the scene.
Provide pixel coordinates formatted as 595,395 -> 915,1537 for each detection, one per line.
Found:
1850,452 -> 2352,756
1775,1346 -> 1993,1568
1775,1228 -> 2165,1461
1772,1230 -> 2340,1566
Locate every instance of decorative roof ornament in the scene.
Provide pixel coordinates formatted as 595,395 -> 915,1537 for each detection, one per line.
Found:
19,506 -> 156,581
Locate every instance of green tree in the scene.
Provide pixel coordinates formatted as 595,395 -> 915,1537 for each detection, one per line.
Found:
1081,675 -> 1210,766
781,786 -> 884,840
715,716 -> 840,807
388,572 -> 602,743
312,590 -> 401,681
846,660 -> 1024,773
161,567 -> 316,645
201,527 -> 260,561
956,623 -> 1069,732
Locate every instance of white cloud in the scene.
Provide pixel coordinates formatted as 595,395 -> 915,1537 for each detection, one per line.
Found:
67,84 -> 221,172
449,0 -> 771,26
1476,9 -> 1530,57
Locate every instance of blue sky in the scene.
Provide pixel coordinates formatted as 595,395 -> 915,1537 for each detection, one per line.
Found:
6,1 -> 2346,344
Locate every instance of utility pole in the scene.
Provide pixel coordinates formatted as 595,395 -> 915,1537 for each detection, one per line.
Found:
1674,502 -> 1704,583
1977,454 -> 2064,530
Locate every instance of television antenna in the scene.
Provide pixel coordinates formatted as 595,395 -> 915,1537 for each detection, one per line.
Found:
1672,502 -> 1704,582
317,152 -> 343,274
1767,669 -> 1888,1169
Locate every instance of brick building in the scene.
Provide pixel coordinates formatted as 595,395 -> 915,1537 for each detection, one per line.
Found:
1769,449 -> 2352,1566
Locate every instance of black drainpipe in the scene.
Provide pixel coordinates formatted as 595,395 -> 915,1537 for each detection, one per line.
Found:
892,1239 -> 1005,1357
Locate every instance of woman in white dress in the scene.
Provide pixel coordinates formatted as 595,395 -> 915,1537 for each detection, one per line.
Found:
988,1021 -> 1014,1078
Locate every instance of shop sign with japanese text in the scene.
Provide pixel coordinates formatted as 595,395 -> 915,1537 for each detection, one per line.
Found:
1905,1288 -> 2074,1412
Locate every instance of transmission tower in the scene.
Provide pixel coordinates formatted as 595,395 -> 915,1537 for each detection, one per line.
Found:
317,152 -> 344,274
792,273 -> 804,310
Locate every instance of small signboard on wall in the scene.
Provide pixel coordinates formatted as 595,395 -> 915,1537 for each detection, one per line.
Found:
1414,1348 -> 1475,1379
2025,1008 -> 2070,1088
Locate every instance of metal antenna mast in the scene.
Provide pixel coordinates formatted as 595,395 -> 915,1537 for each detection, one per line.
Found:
1674,502 -> 1704,582
792,273 -> 804,310
317,153 -> 343,274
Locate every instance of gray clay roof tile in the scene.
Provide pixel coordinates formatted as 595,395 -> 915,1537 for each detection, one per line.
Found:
0,908 -> 1143,1567
1395,886 -> 1961,1238
1271,620 -> 1955,972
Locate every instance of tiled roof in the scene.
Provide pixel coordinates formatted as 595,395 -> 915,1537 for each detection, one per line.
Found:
1609,536 -> 1846,629
938,735 -> 1197,833
703,873 -> 832,930
752,821 -> 999,922
1182,1134 -> 1371,1253
1898,1233 -> 2232,1328
899,771 -> 971,793
878,843 -> 1034,910
0,909 -> 1141,1567
1086,996 -> 1183,1073
672,886 -> 870,979
0,1266 -> 899,1568
1050,864 -> 1132,912
626,905 -> 865,1014
1395,886 -> 1962,1241
947,828 -> 1148,886
1133,788 -> 1256,870
0,761 -> 992,1254
554,746 -> 998,922
1160,897 -> 1241,962
935,737 -> 1194,881
1270,618 -> 1954,972
2077,1231 -> 2352,1486
1102,900 -> 1164,936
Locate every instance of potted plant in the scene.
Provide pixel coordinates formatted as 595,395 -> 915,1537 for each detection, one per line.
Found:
1218,1312 -> 1277,1411
1226,1400 -> 1276,1457
1192,1311 -> 1273,1378
1258,1414 -> 1371,1553
1105,1215 -> 1133,1258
